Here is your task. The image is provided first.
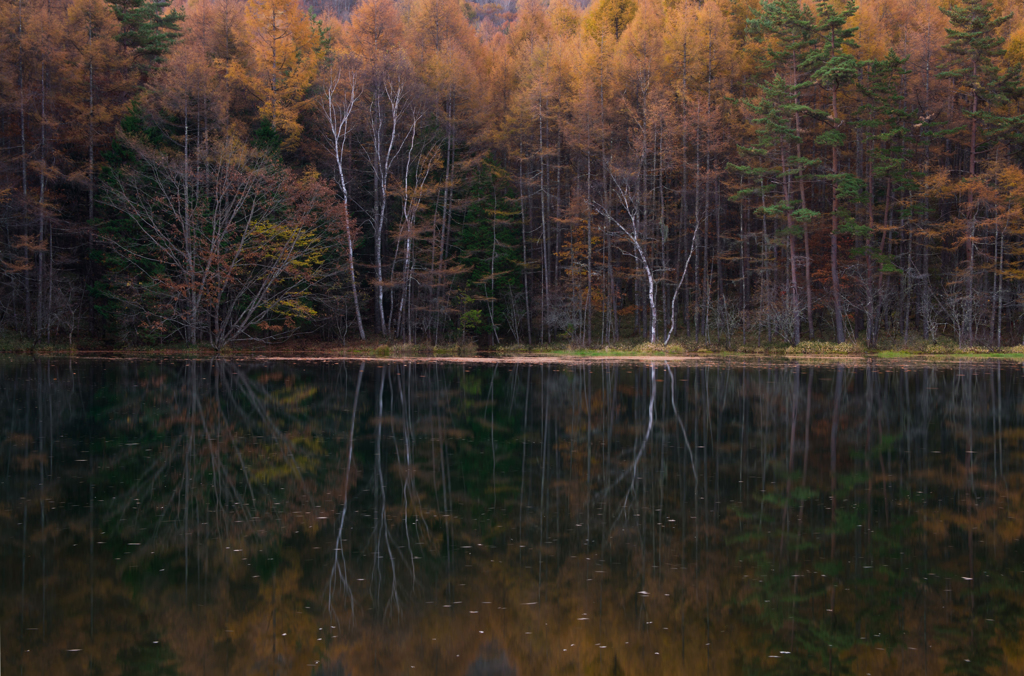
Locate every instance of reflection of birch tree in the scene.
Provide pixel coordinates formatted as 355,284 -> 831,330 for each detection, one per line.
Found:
607,365 -> 657,530
328,362 -> 363,622
3,360 -> 1024,675
327,363 -> 445,621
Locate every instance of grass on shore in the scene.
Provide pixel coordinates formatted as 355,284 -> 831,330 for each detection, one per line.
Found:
3,330 -> 1024,359
0,331 -> 483,358
496,335 -> 1024,359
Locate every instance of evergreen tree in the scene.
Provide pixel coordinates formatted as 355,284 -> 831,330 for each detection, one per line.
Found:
106,0 -> 182,68
731,74 -> 822,345
940,0 -> 1021,178
854,49 -> 914,345
747,0 -> 821,341
807,0 -> 859,343
939,0 -> 1022,342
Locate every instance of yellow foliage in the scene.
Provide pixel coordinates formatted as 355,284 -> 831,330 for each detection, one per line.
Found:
584,0 -> 638,40
228,0 -> 322,146
1009,23 -> 1024,66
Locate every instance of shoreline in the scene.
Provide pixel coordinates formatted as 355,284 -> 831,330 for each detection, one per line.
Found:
4,331 -> 1024,362
3,342 -> 1024,363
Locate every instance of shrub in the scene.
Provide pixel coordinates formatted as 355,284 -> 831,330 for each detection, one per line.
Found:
784,341 -> 862,355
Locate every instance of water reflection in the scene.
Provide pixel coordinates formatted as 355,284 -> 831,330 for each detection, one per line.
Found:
0,358 -> 1022,675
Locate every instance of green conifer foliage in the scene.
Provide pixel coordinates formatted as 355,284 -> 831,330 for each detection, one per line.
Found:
731,74 -> 822,344
941,0 -> 1021,170
107,0 -> 183,67
808,0 -> 859,343
853,50 -> 914,345
939,0 -> 1022,342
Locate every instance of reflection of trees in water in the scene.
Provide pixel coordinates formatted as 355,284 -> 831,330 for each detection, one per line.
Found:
103,361 -> 332,570
0,359 -> 361,674
1,360 -> 1023,674
329,362 -> 1024,675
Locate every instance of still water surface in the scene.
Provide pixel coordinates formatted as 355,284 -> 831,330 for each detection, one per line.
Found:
1,358 -> 1022,675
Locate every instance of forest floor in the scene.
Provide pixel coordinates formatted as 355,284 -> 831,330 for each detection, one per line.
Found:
3,331 -> 1024,360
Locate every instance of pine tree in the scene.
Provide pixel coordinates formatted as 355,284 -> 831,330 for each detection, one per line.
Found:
853,49 -> 914,345
941,0 -> 1021,178
106,0 -> 182,67
731,74 -> 821,345
747,0 -> 820,341
939,0 -> 1022,343
807,0 -> 859,343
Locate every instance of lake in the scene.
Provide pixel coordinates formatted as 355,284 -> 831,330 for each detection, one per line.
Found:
1,358 -> 1022,675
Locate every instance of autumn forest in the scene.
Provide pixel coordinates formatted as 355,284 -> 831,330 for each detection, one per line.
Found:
1,0 -> 1023,348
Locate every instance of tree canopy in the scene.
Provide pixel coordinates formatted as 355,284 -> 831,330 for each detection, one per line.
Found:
1,0 -> 1024,348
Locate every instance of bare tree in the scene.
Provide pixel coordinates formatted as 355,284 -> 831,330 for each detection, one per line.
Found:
593,165 -> 659,343
102,134 -> 339,348
363,58 -> 416,338
318,54 -> 367,340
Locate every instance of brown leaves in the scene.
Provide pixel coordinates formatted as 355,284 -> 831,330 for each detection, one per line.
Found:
13,234 -> 48,254
2,235 -> 46,274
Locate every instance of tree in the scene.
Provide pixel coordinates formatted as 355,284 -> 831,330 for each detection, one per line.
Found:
853,49 -> 913,346
747,0 -> 821,341
584,0 -> 637,41
106,0 -> 182,67
808,0 -> 859,343
102,134 -> 339,347
349,0 -> 415,338
593,161 -> 660,343
408,0 -> 484,342
731,75 -> 821,345
975,161 -> 1024,347
62,0 -> 135,225
227,0 -> 323,146
4,0 -> 1024,347
317,50 -> 366,339
939,0 -> 1022,343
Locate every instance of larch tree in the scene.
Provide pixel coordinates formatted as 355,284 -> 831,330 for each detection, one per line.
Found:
975,161 -> 1024,347
407,0 -> 483,337
149,18 -> 233,142
63,0 -> 135,227
22,0 -> 65,338
228,0 -> 323,146
584,0 -> 637,41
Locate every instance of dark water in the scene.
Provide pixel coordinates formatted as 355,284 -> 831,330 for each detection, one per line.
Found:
1,358 -> 1022,675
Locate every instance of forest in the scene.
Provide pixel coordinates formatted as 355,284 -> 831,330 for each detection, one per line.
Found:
1,0 -> 1023,348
